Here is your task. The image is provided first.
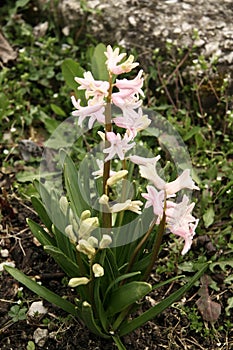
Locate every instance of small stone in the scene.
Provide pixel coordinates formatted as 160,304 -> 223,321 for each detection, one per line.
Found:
33,328 -> 49,347
194,38 -> 205,47
128,16 -> 137,27
182,3 -> 192,10
173,27 -> 182,34
28,301 -> 48,317
0,261 -> 15,272
181,22 -> 192,32
0,249 -> 9,258
223,52 -> 233,64
205,41 -> 220,56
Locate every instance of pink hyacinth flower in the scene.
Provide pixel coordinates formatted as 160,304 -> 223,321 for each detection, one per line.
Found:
165,195 -> 199,255
139,161 -> 199,195
92,159 -> 116,179
115,70 -> 145,99
75,71 -> 109,100
114,108 -> 151,136
141,185 -> 165,217
71,96 -> 105,128
104,45 -> 139,75
129,154 -> 161,166
103,132 -> 135,161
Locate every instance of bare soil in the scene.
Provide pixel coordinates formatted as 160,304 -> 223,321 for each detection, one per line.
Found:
0,171 -> 232,350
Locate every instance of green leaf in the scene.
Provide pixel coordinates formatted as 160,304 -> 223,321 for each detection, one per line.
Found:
91,43 -> 109,81
62,58 -> 84,90
51,224 -> 76,262
4,266 -> 78,317
203,206 -> 215,228
93,251 -> 109,332
209,260 -> 233,273
16,0 -> 31,8
183,126 -> 201,141
27,341 -> 36,350
152,275 -> 185,290
30,196 -> 53,231
44,245 -> 80,278
225,296 -> 233,316
40,111 -> 60,134
16,172 -> 39,183
27,218 -> 55,246
51,103 -> 66,117
81,301 -> 110,339
104,271 -> 141,300
106,282 -> 152,317
118,262 -> 209,336
62,150 -> 90,217
0,92 -> 9,114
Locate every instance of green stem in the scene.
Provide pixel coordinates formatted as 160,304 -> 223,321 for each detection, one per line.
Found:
112,305 -> 131,331
142,210 -> 166,281
124,218 -> 157,278
112,335 -> 127,350
102,75 -> 113,229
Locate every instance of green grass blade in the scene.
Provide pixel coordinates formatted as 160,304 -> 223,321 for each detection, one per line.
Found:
4,266 -> 78,317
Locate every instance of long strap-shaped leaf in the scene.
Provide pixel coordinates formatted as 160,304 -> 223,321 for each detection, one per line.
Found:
106,281 -> 152,317
44,245 -> 80,278
62,150 -> 90,217
31,195 -> 53,231
81,301 -> 110,339
27,218 -> 55,246
118,262 -> 209,336
4,266 -> 78,317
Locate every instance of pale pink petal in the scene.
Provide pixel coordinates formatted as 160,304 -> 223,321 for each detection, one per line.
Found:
165,169 -> 200,195
104,45 -> 139,74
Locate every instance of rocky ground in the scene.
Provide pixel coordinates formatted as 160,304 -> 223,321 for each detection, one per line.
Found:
49,0 -> 233,71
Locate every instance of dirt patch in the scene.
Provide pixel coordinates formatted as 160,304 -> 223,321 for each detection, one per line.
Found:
0,178 -> 232,349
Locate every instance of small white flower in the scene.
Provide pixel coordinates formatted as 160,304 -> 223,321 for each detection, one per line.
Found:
76,239 -> 96,259
79,217 -> 99,239
92,263 -> 104,277
59,196 -> 69,214
106,170 -> 128,186
65,225 -> 77,243
68,277 -> 90,287
80,210 -> 91,221
99,234 -> 112,249
1,249 -> 9,258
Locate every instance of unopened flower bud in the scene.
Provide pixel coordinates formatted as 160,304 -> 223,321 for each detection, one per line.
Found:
76,239 -> 96,259
92,263 -> 104,277
72,218 -> 79,233
97,131 -> 105,141
80,210 -> 91,221
65,225 -> 77,243
106,170 -> 128,187
79,217 -> 99,239
59,196 -> 69,214
87,236 -> 98,247
99,234 -> 112,249
69,208 -> 74,222
68,277 -> 90,288
99,194 -> 109,205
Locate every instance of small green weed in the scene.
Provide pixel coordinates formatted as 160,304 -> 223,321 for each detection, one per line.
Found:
8,304 -> 27,322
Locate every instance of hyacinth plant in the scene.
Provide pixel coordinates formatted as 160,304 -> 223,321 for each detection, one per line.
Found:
5,45 -> 208,349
